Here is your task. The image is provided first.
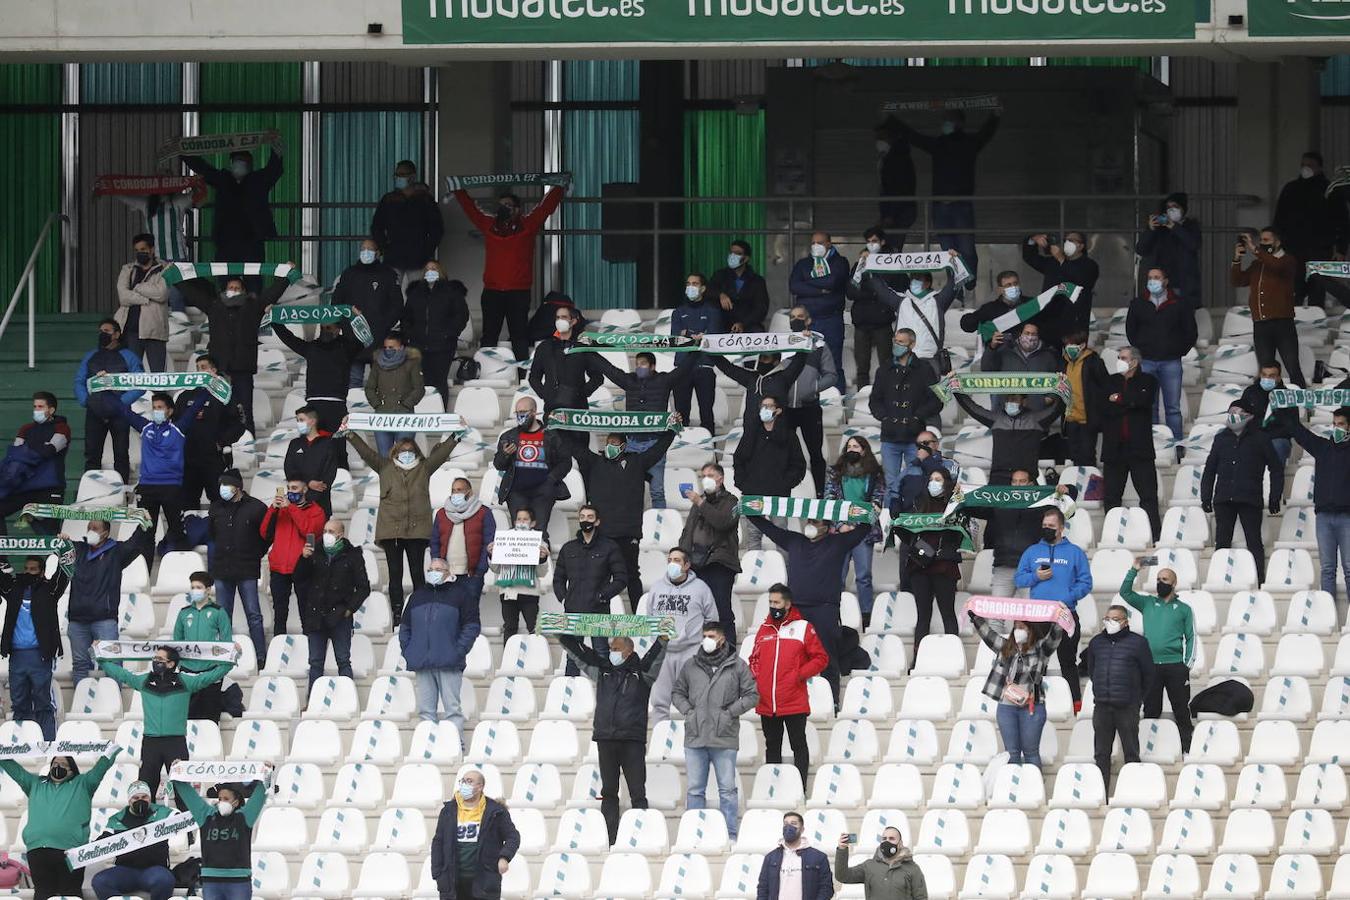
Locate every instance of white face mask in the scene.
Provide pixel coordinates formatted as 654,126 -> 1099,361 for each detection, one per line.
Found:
1013,627 -> 1029,644
1300,166 -> 1315,180
926,480 -> 944,497
759,407 -> 775,423
448,493 -> 469,510
189,588 -> 206,603
515,522 -> 532,531
666,562 -> 685,581
322,533 -> 338,549
216,800 -> 234,817
359,249 -> 377,265
1147,279 -> 1165,296
685,285 -> 702,301
1166,207 -> 1183,223
296,420 -> 311,436
223,289 -> 242,299
727,253 -> 744,269
423,270 -> 440,285
866,241 -> 882,254
609,650 -> 626,666
1004,402 -> 1021,417
701,476 -> 717,493
909,279 -> 926,295
396,451 -> 417,469
1115,359 -> 1132,375
218,485 -> 235,501
875,139 -> 890,154
555,317 -> 572,334
1004,285 -> 1022,303
458,783 -> 476,802
1061,240 -> 1079,257
803,524 -> 820,540
701,637 -> 718,654
1103,619 -> 1122,635
810,242 -> 827,258
426,570 -> 445,586
85,530 -> 103,545
151,409 -> 167,424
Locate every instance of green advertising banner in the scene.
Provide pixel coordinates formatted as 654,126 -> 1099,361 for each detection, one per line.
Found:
402,0 -> 1195,44
1249,0 -> 1350,36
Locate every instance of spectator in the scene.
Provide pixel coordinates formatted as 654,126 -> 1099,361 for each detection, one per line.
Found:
363,331 -> 423,456
400,262 -> 470,410
1014,507 -> 1093,710
1100,346 -> 1161,540
0,747 -> 119,900
560,633 -> 667,845
966,472 -> 1073,599
568,430 -> 676,612
835,827 -> 927,900
784,306 -> 840,497
1239,362 -> 1298,466
1023,231 -> 1101,333
0,556 -> 66,739
749,585 -> 829,790
895,468 -> 965,659
430,476 -> 497,605
111,191 -> 198,314
90,781 -> 176,900
1232,227 -> 1305,387
293,518 -> 369,693
673,622 -> 758,840
451,183 -> 566,362
788,231 -> 850,389
554,505 -> 627,675
182,138 -> 283,267
527,290 -> 585,347
954,392 -> 1063,486
75,319 -> 142,483
272,316 -> 365,438
1202,400 -> 1284,583
173,571 -> 231,722
171,779 -> 267,900
1135,192 -> 1202,308
894,430 -> 960,514
371,160 -> 444,286
430,769 -> 520,900
334,237 -> 406,388
0,391 -> 71,535
100,646 -> 231,800
123,391 -> 208,559
708,239 -> 770,334
348,426 -> 458,625
115,233 -> 170,371
849,227 -> 905,389
670,272 -> 727,430
866,253 -> 965,370
747,515 -> 871,705
283,406 -> 340,518
980,321 -> 1060,418
757,811 -> 834,900
824,436 -> 886,623
1058,330 -> 1109,467
1274,151 -> 1348,307
1121,561 -> 1196,752
493,397 -> 571,533
679,462 -> 741,641
714,350 -> 809,429
1291,409 -> 1350,625
529,305 -> 602,420
958,269 -> 1027,341
648,547 -> 719,723
969,610 -> 1064,769
895,108 -> 1000,277
179,355 -> 247,507
874,116 -> 917,239
1125,266 -> 1196,455
734,396 -> 807,551
870,328 -> 942,507
591,351 -> 696,510
491,508 -> 552,643
209,469 -> 269,659
400,557 -> 479,731
260,479 -> 327,639
65,520 -> 140,684
1082,605 -> 1155,793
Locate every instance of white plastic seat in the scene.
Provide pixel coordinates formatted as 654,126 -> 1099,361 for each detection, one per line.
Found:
254,806 -> 309,853
347,719 -> 404,764
1260,675 -> 1314,722
987,763 -> 1045,810
1331,855 -> 1350,900
1210,634 -> 1266,678
466,720 -> 522,766
595,851 -> 653,899
552,808 -> 610,854
912,634 -> 967,678
371,807 -> 429,853
915,808 -> 970,856
252,850 -> 292,898
1160,506 -> 1210,549
1203,853 -> 1261,899
65,678 -> 122,722
302,676 -> 360,720
294,851 -> 350,899
1286,589 -> 1337,634
915,855 -> 957,900
1320,676 -> 1350,719
1272,634 -> 1326,678
508,762 -> 564,809
230,717 -> 284,761
363,675 -> 418,721
1099,506 -> 1153,551
1082,852 -> 1139,900
390,762 -> 444,810
1172,763 -> 1228,810
1097,807 -> 1155,855
540,675 -> 596,721
287,719 -> 342,765
328,763 -> 385,809
1293,762 -> 1347,810
958,853 -> 1016,900
944,719 -> 999,765
151,549 -> 204,596
839,675 -> 894,720
1142,853 -> 1202,900
1247,720 -> 1303,766
1218,808 -> 1277,855
481,675 -> 536,721
612,809 -> 670,856
672,808 -> 730,854
1223,591 -> 1279,635
1267,853 -> 1324,900
899,676 -> 953,720
656,853 -> 713,899
1233,762 -> 1289,809
1204,549 -> 1259,591
973,808 -> 1031,855
859,633 -> 908,677
1280,808 -> 1338,855
869,763 -> 925,809
1188,719 -> 1243,765
929,763 -> 984,809
1110,762 -> 1167,809
273,763 -> 325,808
823,718 -> 879,765
1307,720 -> 1350,763
717,854 -> 766,898
1137,717 -> 1183,765
534,850 -> 593,899
733,550 -> 786,595
352,851 -> 410,898
1049,763 -> 1106,809
312,806 -> 370,852
1263,548 -> 1315,592
867,591 -> 916,636
806,762 -> 864,809
496,634 -> 552,678
1158,807 -> 1215,855
1022,854 -> 1078,900
884,719 -> 940,765
748,763 -> 805,810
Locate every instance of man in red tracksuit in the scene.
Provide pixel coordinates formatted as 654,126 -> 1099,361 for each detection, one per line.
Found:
260,479 -> 327,640
748,583 -> 830,793
452,182 -> 567,363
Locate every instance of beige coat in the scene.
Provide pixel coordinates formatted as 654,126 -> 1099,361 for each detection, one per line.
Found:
114,263 -> 170,341
349,430 -> 457,541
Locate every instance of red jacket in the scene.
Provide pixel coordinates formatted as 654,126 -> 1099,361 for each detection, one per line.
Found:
453,188 -> 565,292
261,501 -> 327,575
748,606 -> 830,717
429,507 -> 494,577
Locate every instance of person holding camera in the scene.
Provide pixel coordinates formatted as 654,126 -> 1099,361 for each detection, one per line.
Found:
835,827 -> 927,900
1135,192 -> 1202,308
1014,506 -> 1093,712
893,467 -> 965,666
1231,226 -> 1304,388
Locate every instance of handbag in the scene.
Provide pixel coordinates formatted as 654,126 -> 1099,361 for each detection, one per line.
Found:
908,536 -> 938,568
1001,679 -> 1030,707
906,298 -> 953,375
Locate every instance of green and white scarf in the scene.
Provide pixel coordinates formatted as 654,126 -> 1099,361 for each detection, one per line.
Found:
338,412 -> 465,435
93,640 -> 240,664
811,253 -> 831,278
858,250 -> 973,285
977,283 -> 1083,341
168,759 -> 272,784
494,563 -> 538,590
67,811 -> 197,869
0,537 -> 75,576
0,739 -> 115,760
1268,388 -> 1350,410
539,612 -> 676,639
22,503 -> 151,530
1307,261 -> 1350,280
699,332 -> 813,355
162,262 -> 302,286
156,130 -> 276,166
566,332 -> 698,353
933,371 -> 1072,405
881,95 -> 1000,113
739,495 -> 876,524
941,484 -> 1060,519
545,409 -> 682,434
444,172 -> 572,191
889,512 -> 975,552
87,372 -> 232,404
261,304 -> 373,346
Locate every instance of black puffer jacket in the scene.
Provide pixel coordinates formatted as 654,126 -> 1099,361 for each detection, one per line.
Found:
273,322 -> 364,400
401,278 -> 470,353
711,353 -> 808,422
209,495 -> 271,582
293,542 -> 370,632
1099,371 -> 1158,463
528,337 -> 602,412
591,355 -> 694,413
554,533 -> 626,613
179,277 -> 288,374
430,797 -> 520,900
570,432 -> 675,540
333,261 -> 405,356
733,420 -> 806,497
1083,628 -> 1154,707
869,357 -> 941,442
560,636 -> 666,742
1201,426 -> 1284,508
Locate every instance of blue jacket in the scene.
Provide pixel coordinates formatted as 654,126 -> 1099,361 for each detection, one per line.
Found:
0,416 -> 71,498
1083,628 -> 1155,707
120,395 -> 208,486
399,579 -> 480,671
68,538 -> 142,623
1014,538 -> 1092,608
756,845 -> 833,900
788,249 -> 849,321
670,299 -> 727,369
74,347 -> 143,416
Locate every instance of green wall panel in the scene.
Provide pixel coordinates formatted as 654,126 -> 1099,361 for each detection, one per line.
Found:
81,64 -> 181,104
683,110 -> 766,288
0,65 -> 62,315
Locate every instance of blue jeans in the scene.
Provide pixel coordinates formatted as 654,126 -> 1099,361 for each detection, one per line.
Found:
1140,358 -> 1183,441
996,701 -> 1047,769
167,284 -> 186,314
216,578 -> 266,661
1318,511 -> 1350,624
68,618 -> 119,685
685,746 -> 739,837
1271,438 -> 1291,468
881,441 -> 918,508
202,882 -> 253,900
349,361 -> 367,389
415,667 -> 465,735
842,540 -> 875,614
933,200 -> 977,279
812,314 -> 847,392
93,864 -> 176,900
375,430 -> 416,457
9,648 -> 55,740
306,619 -> 353,691
626,437 -> 666,508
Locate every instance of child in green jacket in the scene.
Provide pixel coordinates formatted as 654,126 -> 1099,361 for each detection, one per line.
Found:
173,570 -> 233,722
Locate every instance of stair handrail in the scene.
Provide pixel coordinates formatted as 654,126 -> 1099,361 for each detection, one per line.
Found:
0,213 -> 67,370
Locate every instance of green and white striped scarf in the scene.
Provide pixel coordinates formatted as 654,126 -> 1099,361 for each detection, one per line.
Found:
444,172 -> 572,191
739,495 -> 876,524
22,504 -> 152,531
161,262 -> 302,286
1307,261 -> 1350,280
1268,388 -> 1350,410
261,304 -> 373,346
545,409 -> 682,434
977,283 -> 1083,341
933,371 -> 1072,405
539,612 -> 676,639
87,372 -> 232,404
889,512 -> 975,552
941,484 -> 1060,519
0,537 -> 75,576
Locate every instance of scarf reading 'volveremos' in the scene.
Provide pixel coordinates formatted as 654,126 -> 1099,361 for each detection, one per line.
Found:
22,503 -> 151,530
339,412 -> 465,435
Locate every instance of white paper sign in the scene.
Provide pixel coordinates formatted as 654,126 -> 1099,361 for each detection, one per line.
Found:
491,530 -> 543,566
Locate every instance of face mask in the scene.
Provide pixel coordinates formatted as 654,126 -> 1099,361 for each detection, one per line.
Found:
458,783 -> 477,802
1335,428 -> 1349,444
783,824 -> 800,843
1115,359 -> 1132,375
135,251 -> 152,266
49,765 -> 68,782
85,530 -> 103,545
866,241 -> 882,254
230,161 -> 250,179
394,175 -> 410,189
803,524 -> 820,540
759,407 -> 775,423
449,493 -> 469,509
927,480 -> 944,498
1227,413 -> 1247,431
1259,378 -> 1276,392
322,533 -> 338,549
666,562 -> 685,581
685,285 -> 702,301
609,651 -> 626,666
701,637 -> 718,654
578,521 -> 596,534
426,570 -> 445,586
31,409 -> 48,425
217,800 -> 235,817
1013,628 -> 1029,644
634,365 -> 652,379
152,660 -> 169,676
1004,402 -> 1022,417
359,249 -> 377,265
844,450 -> 861,464
1040,527 -> 1057,544
151,410 -> 167,424
555,317 -> 572,334
1004,285 -> 1022,303
98,332 -> 113,348
875,139 -> 890,153
286,491 -> 304,503
515,412 -> 533,427
223,289 -> 243,300
1147,279 -> 1165,296
892,344 -> 911,360
810,242 -> 827,258
1063,345 -> 1082,362
941,121 -> 956,135
727,253 -> 744,268
909,279 -> 926,295
769,606 -> 787,622
218,485 -> 235,501
1018,334 -> 1040,353
1061,240 -> 1079,257
1104,619 -> 1122,635
189,588 -> 206,603
789,319 -> 808,333
1166,207 -> 1183,223
515,522 -> 532,531
130,799 -> 150,817
701,476 -> 717,493
1156,581 -> 1174,598
1300,166 -> 1315,180
296,421 -> 311,436
604,445 -> 622,461
879,842 -> 900,859
423,270 -> 440,285
397,451 -> 417,468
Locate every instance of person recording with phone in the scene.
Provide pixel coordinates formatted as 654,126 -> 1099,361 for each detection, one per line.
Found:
260,479 -> 327,640
1014,507 -> 1092,712
835,826 -> 928,900
1231,226 -> 1304,388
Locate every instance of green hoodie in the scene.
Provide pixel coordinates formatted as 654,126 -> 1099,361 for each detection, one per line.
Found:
0,750 -> 119,850
99,660 -> 232,736
1119,567 -> 1197,666
172,601 -> 232,673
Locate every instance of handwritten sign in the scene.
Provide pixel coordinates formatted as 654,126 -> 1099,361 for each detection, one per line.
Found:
491,530 -> 543,566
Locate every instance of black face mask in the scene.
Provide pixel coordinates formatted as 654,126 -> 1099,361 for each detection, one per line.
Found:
1156,582 -> 1174,598
1040,527 -> 1057,544
789,319 -> 807,333
756,360 -> 777,374
152,660 -> 170,676
879,842 -> 899,858
843,451 -> 861,464
318,331 -> 338,343
578,521 -> 596,535
134,251 -> 152,266
97,332 -> 113,349
130,799 -> 150,817
769,607 -> 787,622
49,765 -> 68,782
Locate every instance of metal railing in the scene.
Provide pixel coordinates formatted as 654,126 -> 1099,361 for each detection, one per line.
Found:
0,213 -> 67,370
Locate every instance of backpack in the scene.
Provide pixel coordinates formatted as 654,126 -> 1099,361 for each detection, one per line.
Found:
0,853 -> 30,889
1189,678 -> 1254,718
453,355 -> 481,385
173,858 -> 202,891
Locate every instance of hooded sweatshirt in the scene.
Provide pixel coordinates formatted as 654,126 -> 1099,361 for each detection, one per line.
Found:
1013,537 -> 1093,609
646,571 -> 718,660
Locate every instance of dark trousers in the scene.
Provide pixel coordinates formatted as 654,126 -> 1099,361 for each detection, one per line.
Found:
673,366 -> 717,430
28,846 -> 85,900
785,404 -> 827,496
269,570 -> 310,636
761,712 -> 810,793
85,410 -> 131,482
852,324 -> 893,388
1059,609 -> 1083,703
507,486 -> 558,534
380,537 -> 428,622
140,734 -> 189,801
1144,661 -> 1194,752
182,456 -> 227,509
9,648 -> 55,740
229,370 -> 256,436
93,864 -> 176,900
615,536 -> 642,613
1093,702 -> 1140,796
124,333 -> 167,372
1252,318 -> 1307,387
137,483 -> 186,561
1103,455 -> 1161,541
481,288 -> 532,362
0,488 -> 64,536
501,594 -> 540,642
1064,421 -> 1099,467
597,739 -> 647,846
696,562 -> 738,648
1214,501 -> 1267,582
911,570 -> 959,664
933,200 -> 978,279
421,350 -> 453,411
306,619 -> 353,691
795,602 -> 840,705
186,672 -> 224,722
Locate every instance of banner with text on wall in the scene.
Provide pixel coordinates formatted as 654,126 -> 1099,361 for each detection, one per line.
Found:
402,0 -> 1194,44
1249,0 -> 1350,36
